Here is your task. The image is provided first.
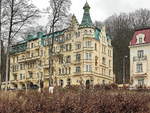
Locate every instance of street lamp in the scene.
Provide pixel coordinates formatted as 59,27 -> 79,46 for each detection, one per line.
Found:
123,56 -> 128,84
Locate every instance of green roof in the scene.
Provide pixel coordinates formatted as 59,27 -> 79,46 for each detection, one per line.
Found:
80,2 -> 93,27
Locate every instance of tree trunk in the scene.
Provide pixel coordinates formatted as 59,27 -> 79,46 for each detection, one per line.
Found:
5,0 -> 14,91
0,0 -> 2,90
48,24 -> 55,87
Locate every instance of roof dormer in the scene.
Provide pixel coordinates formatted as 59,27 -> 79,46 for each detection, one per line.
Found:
136,33 -> 145,44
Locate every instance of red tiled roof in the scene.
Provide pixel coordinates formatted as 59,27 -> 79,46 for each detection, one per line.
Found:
130,28 -> 150,46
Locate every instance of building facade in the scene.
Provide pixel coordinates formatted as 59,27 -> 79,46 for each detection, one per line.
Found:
129,28 -> 150,88
2,2 -> 114,89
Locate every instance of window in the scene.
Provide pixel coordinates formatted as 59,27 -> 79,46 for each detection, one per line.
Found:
109,60 -> 111,67
85,41 -> 92,48
66,44 -> 69,51
102,57 -> 106,65
78,32 -> 80,37
85,53 -> 92,60
136,34 -> 145,44
137,50 -> 144,58
75,32 -> 78,38
85,65 -> 92,72
17,56 -> 18,62
31,53 -> 34,57
102,80 -> 105,85
60,80 -> 63,87
68,67 -> 71,74
40,50 -> 43,56
20,64 -> 23,70
95,43 -> 97,50
59,68 -> 61,75
62,68 -> 65,74
75,43 -> 81,49
29,72 -> 33,79
102,45 -> 106,54
136,64 -> 143,72
109,69 -> 111,75
66,56 -> 71,63
59,57 -> 63,64
138,79 -> 144,86
84,30 -> 87,34
60,45 -> 64,52
76,54 -> 81,61
20,74 -> 23,80
139,38 -> 143,44
31,43 -> 34,48
95,56 -> 98,66
67,78 -> 71,86
66,44 -> 72,51
76,66 -> 81,73
65,68 -> 68,74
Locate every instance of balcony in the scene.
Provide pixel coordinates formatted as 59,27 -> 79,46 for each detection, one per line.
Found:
43,63 -> 49,68
83,34 -> 94,38
74,71 -> 81,75
133,56 -> 147,62
83,47 -> 94,51
18,58 -> 26,63
26,55 -> 40,61
73,60 -> 81,65
133,73 -> 147,78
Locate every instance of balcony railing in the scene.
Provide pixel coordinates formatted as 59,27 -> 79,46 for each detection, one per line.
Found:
83,47 -> 94,51
133,56 -> 147,62
26,55 -> 40,61
74,71 -> 81,75
83,34 -> 94,38
18,55 -> 40,62
18,58 -> 26,62
72,60 -> 81,65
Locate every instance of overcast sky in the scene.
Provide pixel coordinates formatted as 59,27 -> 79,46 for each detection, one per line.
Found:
32,0 -> 150,25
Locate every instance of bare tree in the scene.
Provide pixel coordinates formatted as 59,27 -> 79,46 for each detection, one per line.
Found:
21,25 -> 47,40
129,8 -> 150,29
46,0 -> 71,87
4,0 -> 39,90
94,20 -> 104,29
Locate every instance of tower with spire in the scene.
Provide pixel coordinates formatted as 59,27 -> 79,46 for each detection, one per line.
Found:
80,2 -> 93,27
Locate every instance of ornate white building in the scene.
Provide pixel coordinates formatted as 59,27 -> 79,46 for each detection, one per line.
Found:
2,2 -> 114,89
129,28 -> 150,88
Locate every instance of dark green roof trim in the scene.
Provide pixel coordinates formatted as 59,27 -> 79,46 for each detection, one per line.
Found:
10,42 -> 27,54
106,34 -> 112,40
95,28 -> 101,40
42,29 -> 66,39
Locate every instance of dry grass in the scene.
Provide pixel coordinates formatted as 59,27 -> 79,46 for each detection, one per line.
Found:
0,87 -> 150,113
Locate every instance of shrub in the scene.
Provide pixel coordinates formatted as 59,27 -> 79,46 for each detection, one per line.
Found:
0,89 -> 150,113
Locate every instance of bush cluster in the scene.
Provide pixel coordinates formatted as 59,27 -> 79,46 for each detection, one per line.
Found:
0,89 -> 150,113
